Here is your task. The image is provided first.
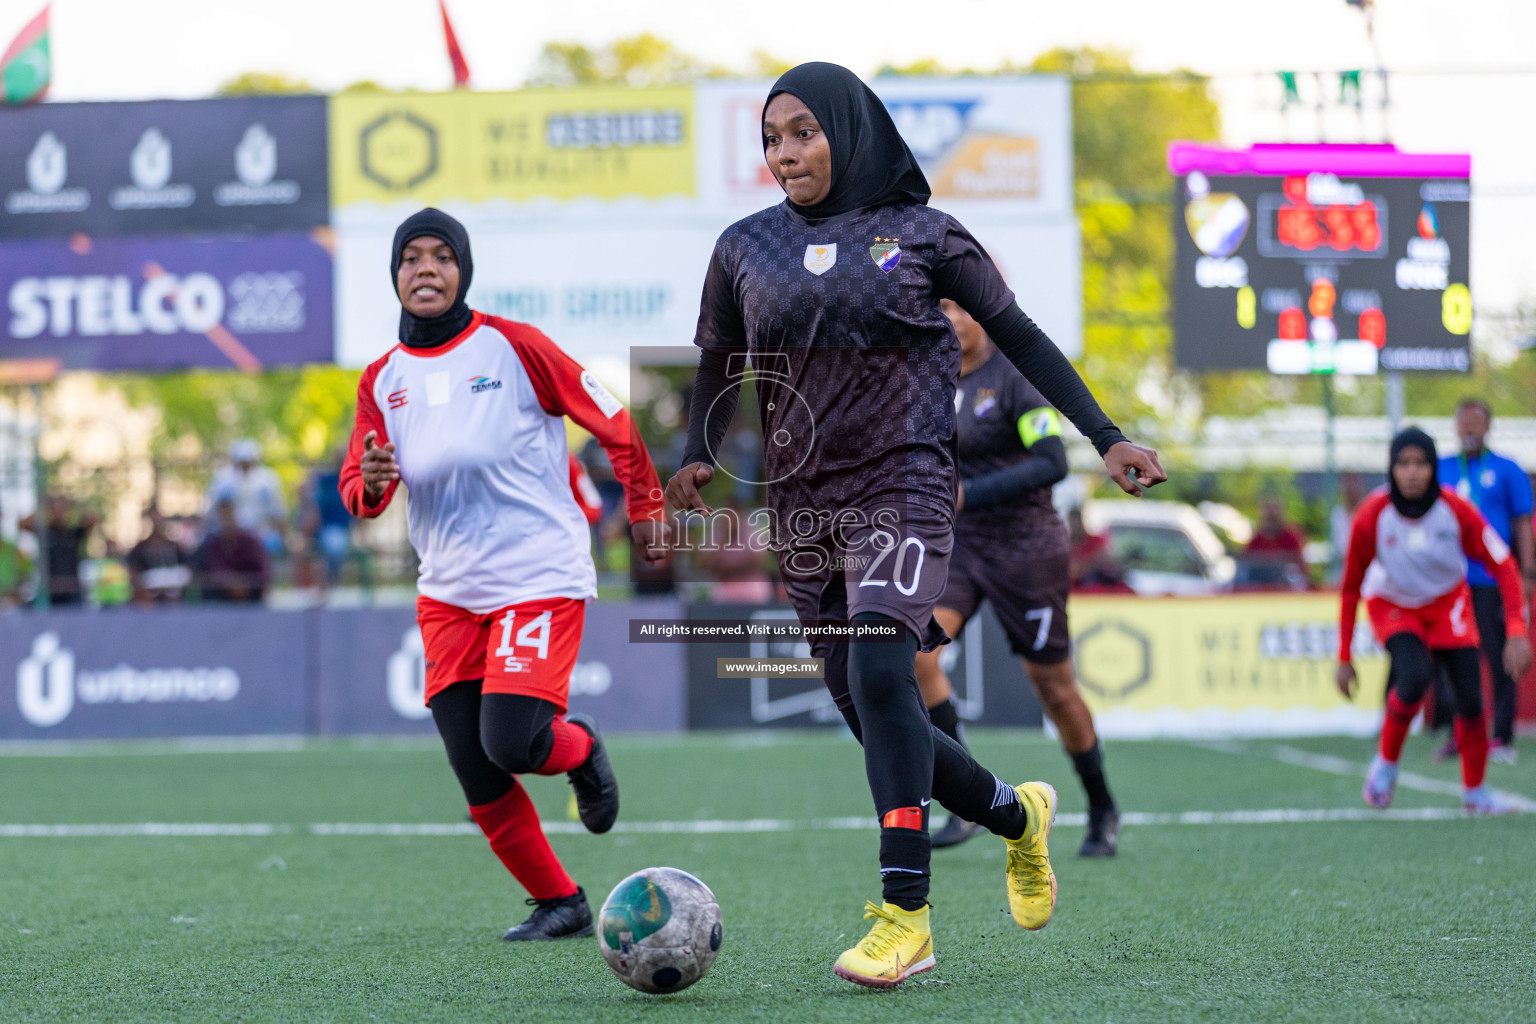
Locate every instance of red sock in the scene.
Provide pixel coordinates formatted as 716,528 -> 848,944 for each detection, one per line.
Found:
1379,691 -> 1419,764
1455,713 -> 1490,789
536,717 -> 593,775
468,783 -> 577,900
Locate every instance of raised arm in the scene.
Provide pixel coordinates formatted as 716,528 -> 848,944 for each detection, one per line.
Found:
935,218 -> 1165,496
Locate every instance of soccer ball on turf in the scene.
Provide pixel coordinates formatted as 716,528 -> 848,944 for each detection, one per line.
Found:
598,867 -> 723,994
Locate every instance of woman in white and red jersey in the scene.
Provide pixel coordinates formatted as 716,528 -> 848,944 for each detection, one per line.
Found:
1337,427 -> 1531,814
341,209 -> 669,940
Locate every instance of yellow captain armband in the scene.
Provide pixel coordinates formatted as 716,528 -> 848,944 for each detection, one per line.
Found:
1017,406 -> 1062,449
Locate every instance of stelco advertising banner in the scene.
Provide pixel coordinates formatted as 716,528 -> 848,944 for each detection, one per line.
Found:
0,96 -> 329,238
0,231 -> 335,370
332,77 -> 1077,370
1068,593 -> 1388,738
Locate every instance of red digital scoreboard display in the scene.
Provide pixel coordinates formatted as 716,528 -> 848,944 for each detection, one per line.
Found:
1169,143 -> 1471,375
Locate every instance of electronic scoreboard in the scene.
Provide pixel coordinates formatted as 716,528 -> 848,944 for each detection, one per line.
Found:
1168,143 -> 1471,374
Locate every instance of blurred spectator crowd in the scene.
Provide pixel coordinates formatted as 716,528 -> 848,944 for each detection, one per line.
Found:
1,439 -> 362,609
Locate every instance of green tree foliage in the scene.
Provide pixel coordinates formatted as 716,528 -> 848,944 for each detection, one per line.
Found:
1026,48 -> 1220,426
526,33 -> 733,87
214,72 -> 317,96
120,366 -> 361,499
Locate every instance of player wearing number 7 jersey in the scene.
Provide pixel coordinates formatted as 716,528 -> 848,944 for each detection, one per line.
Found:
341,209 -> 669,941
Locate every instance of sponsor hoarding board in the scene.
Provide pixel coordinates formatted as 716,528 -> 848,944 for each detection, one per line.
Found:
1068,592 -> 1387,738
0,96 -> 329,238
332,77 -> 1079,369
0,608 -> 308,740
314,601 -> 686,735
1,602 -> 684,741
682,602 -> 1043,729
0,230 -> 334,370
1169,142 -> 1472,374
328,87 -> 695,207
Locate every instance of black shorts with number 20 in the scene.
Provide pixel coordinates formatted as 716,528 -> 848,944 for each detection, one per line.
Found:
779,501 -> 954,649
940,531 -> 1071,664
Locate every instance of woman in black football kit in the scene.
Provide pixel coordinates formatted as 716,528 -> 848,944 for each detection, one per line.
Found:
916,300 -> 1120,858
665,62 -> 1164,988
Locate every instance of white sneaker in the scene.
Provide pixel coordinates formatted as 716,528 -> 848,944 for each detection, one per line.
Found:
1462,785 -> 1519,816
1487,742 -> 1517,766
1362,755 -> 1398,809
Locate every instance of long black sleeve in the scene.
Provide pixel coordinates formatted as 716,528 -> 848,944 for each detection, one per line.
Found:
681,348 -> 739,468
962,435 -> 1069,510
979,303 -> 1127,457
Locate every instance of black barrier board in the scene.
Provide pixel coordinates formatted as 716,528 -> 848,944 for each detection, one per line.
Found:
0,96 -> 328,238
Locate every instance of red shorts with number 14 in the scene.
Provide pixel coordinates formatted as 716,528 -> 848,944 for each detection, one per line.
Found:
415,595 -> 586,709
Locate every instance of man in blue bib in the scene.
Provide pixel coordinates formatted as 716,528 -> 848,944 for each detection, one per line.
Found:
1433,398 -> 1534,762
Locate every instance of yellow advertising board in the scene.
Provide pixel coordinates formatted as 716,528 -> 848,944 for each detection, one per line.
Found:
329,87 -> 695,206
1067,593 -> 1388,736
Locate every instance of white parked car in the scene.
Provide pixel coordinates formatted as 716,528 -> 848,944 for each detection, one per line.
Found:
1080,499 -> 1237,596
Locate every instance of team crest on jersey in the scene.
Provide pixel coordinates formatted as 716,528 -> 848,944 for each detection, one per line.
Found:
869,237 -> 902,273
469,373 -> 502,394
803,243 -> 837,275
972,389 -> 997,417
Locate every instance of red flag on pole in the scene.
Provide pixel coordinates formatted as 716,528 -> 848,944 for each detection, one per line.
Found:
438,0 -> 471,89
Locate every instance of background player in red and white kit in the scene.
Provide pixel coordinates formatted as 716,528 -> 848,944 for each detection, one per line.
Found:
1336,427 -> 1531,815
915,301 -> 1120,856
342,209 -> 669,941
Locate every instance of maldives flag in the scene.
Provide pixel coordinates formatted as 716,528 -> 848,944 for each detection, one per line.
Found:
438,0 -> 470,89
1,5 -> 50,105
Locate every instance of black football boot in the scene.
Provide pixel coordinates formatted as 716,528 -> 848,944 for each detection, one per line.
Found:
565,713 -> 619,834
930,815 -> 984,849
502,888 -> 594,941
1078,806 -> 1121,857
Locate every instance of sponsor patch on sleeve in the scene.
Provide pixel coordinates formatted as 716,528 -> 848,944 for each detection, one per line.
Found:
581,371 -> 623,418
1018,406 -> 1062,448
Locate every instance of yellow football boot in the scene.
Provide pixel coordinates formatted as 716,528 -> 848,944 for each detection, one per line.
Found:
832,901 -> 935,988
1005,781 -> 1058,929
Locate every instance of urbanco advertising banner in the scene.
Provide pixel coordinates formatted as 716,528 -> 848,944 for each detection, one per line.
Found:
0,230 -> 334,370
0,96 -> 329,238
0,609 -> 308,740
1068,593 -> 1388,738
328,86 -> 695,207
314,600 -> 686,735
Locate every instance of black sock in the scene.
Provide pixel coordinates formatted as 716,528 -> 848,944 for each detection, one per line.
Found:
880,822 -> 931,910
927,697 -> 967,748
932,727 -> 1027,840
1070,742 -> 1115,814
848,614 -> 934,908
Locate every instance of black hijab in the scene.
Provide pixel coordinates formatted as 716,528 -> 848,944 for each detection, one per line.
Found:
765,62 -> 930,219
1388,426 -> 1440,519
390,207 -> 474,348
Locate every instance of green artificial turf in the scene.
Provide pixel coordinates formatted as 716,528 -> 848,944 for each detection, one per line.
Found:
1,730 -> 1533,1023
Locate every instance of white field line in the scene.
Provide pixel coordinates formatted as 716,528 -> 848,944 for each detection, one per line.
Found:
1,805 -> 1517,840
1197,740 -> 1536,812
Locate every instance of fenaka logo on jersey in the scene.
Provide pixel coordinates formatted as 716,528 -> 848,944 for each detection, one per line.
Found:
803,243 -> 836,276
869,238 -> 902,273
469,373 -> 502,394
387,388 -> 408,409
